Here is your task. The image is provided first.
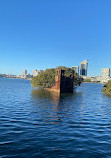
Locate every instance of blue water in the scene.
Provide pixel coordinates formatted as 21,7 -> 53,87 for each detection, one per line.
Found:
0,78 -> 111,158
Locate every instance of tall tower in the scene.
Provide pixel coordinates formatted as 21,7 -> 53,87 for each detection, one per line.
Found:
72,66 -> 79,75
80,60 -> 88,76
23,69 -> 27,76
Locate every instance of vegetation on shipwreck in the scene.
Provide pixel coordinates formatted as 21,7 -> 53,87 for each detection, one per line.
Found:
102,80 -> 111,95
31,66 -> 82,88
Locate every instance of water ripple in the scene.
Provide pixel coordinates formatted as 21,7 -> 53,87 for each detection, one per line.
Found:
0,79 -> 111,157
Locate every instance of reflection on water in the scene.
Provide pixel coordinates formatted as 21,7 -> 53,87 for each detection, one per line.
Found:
32,88 -> 60,104
31,88 -> 84,125
31,88 -> 77,105
31,88 -> 81,105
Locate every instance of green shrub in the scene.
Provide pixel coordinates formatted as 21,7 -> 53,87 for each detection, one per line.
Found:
31,66 -> 81,88
83,79 -> 91,82
102,80 -> 111,95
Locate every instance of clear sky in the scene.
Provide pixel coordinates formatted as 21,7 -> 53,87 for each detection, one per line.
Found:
0,0 -> 111,76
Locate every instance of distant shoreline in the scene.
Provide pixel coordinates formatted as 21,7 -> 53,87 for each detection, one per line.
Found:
83,82 -> 104,84
0,77 -> 32,81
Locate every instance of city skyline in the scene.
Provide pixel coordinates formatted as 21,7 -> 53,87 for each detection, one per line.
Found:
1,61 -> 111,77
0,1 -> 111,76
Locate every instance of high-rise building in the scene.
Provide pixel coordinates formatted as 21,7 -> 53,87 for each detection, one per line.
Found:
23,70 -> 27,76
80,60 -> 88,76
32,69 -> 38,77
72,66 -> 79,75
22,69 -> 27,78
101,68 -> 110,78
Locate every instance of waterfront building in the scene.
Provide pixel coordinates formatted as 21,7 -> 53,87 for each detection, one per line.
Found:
23,70 -> 27,76
80,60 -> 88,76
91,76 -> 102,82
22,69 -> 27,78
101,68 -> 111,83
101,68 -> 110,78
27,74 -> 33,78
32,69 -> 38,77
72,66 -> 79,75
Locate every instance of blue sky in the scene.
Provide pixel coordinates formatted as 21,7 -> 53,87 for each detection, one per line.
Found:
0,0 -> 111,76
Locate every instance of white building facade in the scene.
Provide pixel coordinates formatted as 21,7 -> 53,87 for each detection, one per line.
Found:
32,69 -> 38,77
101,68 -> 111,83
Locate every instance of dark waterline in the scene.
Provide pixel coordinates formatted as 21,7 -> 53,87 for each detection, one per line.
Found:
0,78 -> 111,158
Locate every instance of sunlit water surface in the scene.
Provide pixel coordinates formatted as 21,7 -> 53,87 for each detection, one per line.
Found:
0,78 -> 111,158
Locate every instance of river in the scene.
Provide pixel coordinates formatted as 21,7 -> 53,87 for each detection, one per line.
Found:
0,78 -> 111,158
